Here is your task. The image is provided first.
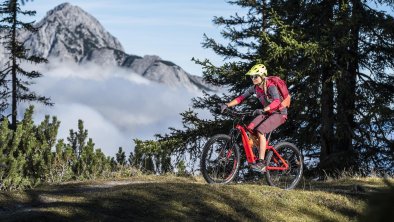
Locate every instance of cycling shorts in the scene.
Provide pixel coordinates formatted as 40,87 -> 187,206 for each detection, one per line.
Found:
247,113 -> 287,134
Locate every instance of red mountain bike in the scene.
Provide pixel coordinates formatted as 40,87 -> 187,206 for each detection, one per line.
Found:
200,109 -> 303,190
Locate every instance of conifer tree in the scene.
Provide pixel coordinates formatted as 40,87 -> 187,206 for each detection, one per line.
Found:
67,119 -> 88,159
0,106 -> 117,189
133,139 -> 156,172
3,124 -> 30,190
116,147 -> 126,166
50,139 -> 73,183
109,157 -> 117,171
158,0 -> 394,175
78,138 -> 95,179
0,0 -> 52,130
94,148 -> 110,177
128,151 -> 134,166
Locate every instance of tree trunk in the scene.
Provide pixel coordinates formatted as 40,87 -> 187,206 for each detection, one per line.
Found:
11,0 -> 17,130
320,68 -> 335,166
332,0 -> 361,171
319,1 -> 336,169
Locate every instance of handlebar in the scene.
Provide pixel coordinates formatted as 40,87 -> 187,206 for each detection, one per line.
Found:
223,108 -> 253,118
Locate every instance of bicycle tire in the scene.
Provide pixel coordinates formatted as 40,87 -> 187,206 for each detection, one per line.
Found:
200,134 -> 240,184
265,142 -> 303,190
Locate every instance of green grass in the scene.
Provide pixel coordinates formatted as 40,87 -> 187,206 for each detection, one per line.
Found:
0,175 -> 393,221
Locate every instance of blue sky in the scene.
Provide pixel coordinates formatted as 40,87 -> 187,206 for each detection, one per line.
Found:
22,0 -> 240,76
21,1 -> 393,76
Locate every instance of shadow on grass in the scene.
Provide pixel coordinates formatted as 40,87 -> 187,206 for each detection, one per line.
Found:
298,177 -> 390,200
0,182 -> 270,222
2,177 -> 385,222
297,177 -> 394,221
358,178 -> 394,222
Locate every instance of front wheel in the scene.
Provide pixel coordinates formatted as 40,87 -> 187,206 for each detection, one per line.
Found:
265,142 -> 303,190
200,134 -> 240,184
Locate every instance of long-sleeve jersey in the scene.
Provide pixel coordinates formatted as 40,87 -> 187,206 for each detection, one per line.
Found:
235,79 -> 288,114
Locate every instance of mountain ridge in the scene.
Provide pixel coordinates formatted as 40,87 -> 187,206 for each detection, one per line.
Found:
16,2 -> 214,91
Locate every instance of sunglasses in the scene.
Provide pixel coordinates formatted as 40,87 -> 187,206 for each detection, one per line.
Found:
250,75 -> 260,80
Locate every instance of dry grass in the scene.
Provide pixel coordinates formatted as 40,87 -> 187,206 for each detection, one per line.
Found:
0,175 -> 392,221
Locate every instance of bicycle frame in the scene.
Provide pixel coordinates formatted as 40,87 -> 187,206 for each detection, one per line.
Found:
235,124 -> 289,171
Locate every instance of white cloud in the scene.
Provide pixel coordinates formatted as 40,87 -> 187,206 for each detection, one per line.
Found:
35,103 -> 129,153
22,60 -> 201,156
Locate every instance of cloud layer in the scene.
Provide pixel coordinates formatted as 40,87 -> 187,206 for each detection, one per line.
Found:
24,60 -> 201,156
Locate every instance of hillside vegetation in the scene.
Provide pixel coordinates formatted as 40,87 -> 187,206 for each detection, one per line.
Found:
0,175 -> 393,221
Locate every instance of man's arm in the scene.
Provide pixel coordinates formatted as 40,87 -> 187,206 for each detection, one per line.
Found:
265,85 -> 281,112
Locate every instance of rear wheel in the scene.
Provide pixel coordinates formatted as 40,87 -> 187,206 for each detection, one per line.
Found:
200,134 -> 240,184
265,142 -> 303,190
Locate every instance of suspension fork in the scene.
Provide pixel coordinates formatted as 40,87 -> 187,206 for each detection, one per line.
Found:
223,128 -> 238,159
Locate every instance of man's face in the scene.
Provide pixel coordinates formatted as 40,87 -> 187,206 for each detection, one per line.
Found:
250,75 -> 263,85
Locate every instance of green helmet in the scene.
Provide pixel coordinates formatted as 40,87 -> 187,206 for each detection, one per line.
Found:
245,64 -> 268,77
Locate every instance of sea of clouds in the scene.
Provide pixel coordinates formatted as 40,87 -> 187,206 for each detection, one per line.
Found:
20,60 -> 206,157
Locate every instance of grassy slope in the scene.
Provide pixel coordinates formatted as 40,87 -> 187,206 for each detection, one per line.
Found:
0,176 -> 393,222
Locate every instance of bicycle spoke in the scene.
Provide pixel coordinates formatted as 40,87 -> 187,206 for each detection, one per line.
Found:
265,142 -> 303,190
201,135 -> 240,184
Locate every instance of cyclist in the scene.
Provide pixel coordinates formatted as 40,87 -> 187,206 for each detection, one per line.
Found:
221,64 -> 288,172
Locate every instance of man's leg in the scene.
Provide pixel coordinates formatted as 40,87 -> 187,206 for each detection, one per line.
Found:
255,114 -> 286,161
251,114 -> 287,172
250,132 -> 267,172
258,132 -> 266,160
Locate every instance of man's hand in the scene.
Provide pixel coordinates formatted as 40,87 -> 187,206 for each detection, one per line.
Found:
220,104 -> 228,113
252,109 -> 265,116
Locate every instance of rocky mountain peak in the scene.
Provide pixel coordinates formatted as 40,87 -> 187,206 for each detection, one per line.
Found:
49,2 -> 72,12
3,3 -> 215,91
22,2 -> 123,62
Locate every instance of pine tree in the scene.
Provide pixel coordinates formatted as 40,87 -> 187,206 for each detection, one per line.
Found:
94,148 -> 110,177
282,0 -> 394,173
66,120 -> 94,178
109,157 -> 117,172
67,119 -> 88,159
50,139 -> 73,183
133,139 -> 157,173
128,151 -> 134,166
0,118 -> 12,189
176,160 -> 188,176
0,0 -> 52,130
158,0 -> 394,175
115,147 -> 126,166
0,106 -> 117,189
0,113 -> 31,190
78,138 -> 95,179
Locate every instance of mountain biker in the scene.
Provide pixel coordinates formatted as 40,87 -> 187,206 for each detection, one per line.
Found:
220,64 -> 288,172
